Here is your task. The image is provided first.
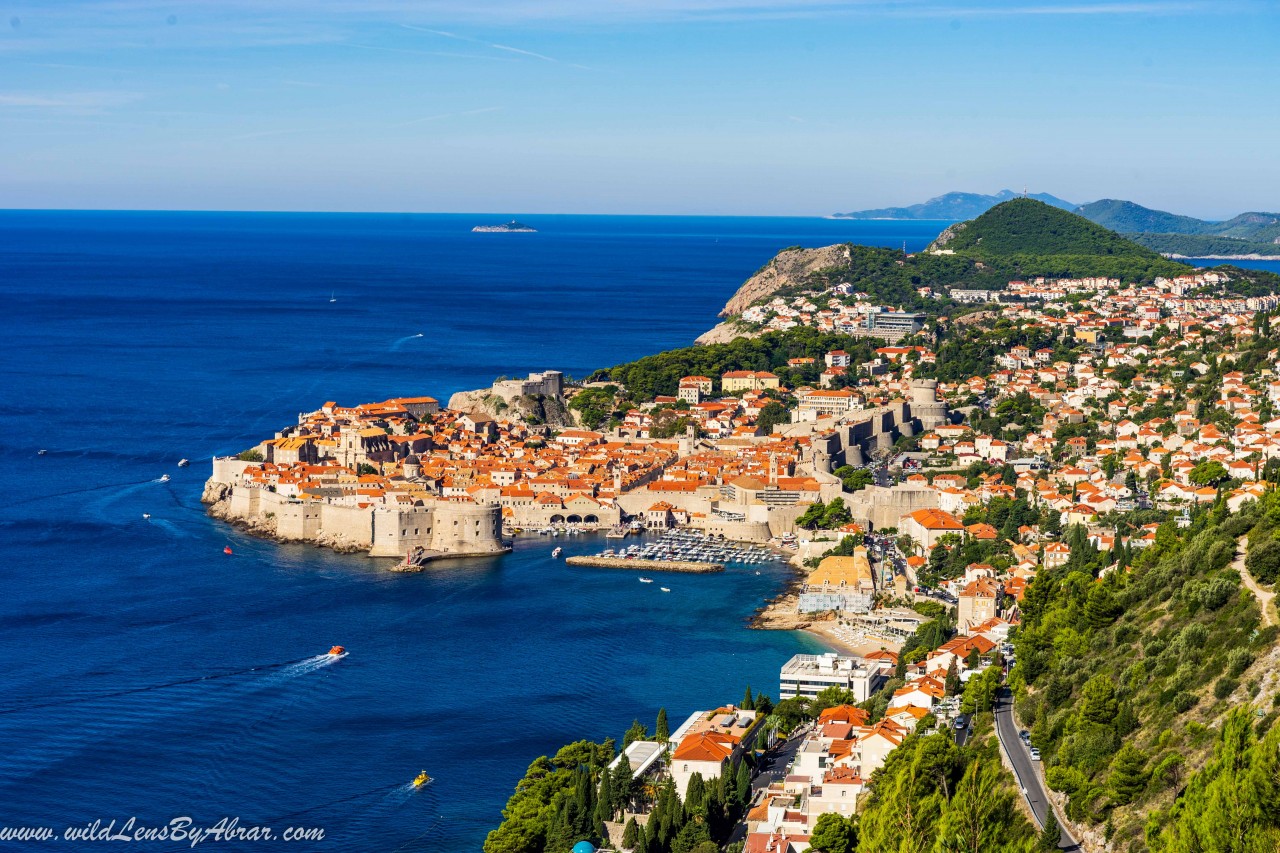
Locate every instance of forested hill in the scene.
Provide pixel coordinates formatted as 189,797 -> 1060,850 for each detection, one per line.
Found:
930,198 -> 1176,261
1074,199 -> 1213,235
1076,198 -> 1280,243
1076,199 -> 1280,258
1013,499 -> 1280,851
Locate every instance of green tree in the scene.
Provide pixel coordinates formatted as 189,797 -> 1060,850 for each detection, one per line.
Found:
622,720 -> 648,751
622,817 -> 639,849
741,685 -> 755,710
655,707 -> 670,745
756,401 -> 789,434
1039,810 -> 1061,851
807,812 -> 858,853
1109,743 -> 1149,805
945,658 -> 961,697
1188,460 -> 1229,487
1078,675 -> 1118,726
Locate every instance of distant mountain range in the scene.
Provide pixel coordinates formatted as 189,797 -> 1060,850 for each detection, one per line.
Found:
834,191 -> 1280,258
833,190 -> 1076,220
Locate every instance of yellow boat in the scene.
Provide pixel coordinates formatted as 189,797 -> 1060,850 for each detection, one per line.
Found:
413,771 -> 431,787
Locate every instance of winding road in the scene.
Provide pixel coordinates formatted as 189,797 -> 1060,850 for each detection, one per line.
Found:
993,688 -> 1080,851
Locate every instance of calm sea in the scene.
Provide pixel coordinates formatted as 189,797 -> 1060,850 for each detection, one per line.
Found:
0,212 -> 946,851
4,213 -> 1271,850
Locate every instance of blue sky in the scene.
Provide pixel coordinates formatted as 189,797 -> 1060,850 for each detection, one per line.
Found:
1,0 -> 1276,216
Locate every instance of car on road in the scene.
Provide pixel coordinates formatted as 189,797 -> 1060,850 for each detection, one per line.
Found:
1018,730 -> 1030,742
1029,748 -> 1041,761
954,716 -> 968,730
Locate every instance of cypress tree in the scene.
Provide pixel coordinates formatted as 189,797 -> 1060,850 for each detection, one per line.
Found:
597,767 -> 615,824
655,707 -> 670,744
945,657 -> 960,696
684,773 -> 706,818
622,817 -> 639,849
741,685 -> 755,710
734,759 -> 752,809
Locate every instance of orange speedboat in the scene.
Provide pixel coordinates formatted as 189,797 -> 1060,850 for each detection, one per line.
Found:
328,645 -> 346,656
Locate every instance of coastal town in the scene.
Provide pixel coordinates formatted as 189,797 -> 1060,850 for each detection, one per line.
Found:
199,232 -> 1280,853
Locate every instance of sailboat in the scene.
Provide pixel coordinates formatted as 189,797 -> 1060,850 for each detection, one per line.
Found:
329,290 -> 337,303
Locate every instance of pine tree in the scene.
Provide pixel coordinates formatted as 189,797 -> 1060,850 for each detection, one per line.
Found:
1039,810 -> 1061,851
1109,743 -> 1149,805
622,719 -> 648,751
655,707 -> 670,744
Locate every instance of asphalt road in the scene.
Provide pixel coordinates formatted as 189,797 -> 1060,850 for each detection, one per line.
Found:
726,724 -> 810,845
993,689 -> 1080,851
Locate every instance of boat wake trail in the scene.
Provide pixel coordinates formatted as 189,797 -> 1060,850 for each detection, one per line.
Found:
389,333 -> 425,351
4,478 -> 158,511
0,656 -> 317,717
268,781 -> 407,823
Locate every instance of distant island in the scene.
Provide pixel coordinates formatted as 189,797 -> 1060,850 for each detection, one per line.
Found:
832,190 -> 1280,259
472,220 -> 537,233
832,189 -> 1076,220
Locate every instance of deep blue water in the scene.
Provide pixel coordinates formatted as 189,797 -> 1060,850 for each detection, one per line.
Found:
0,212 -> 962,850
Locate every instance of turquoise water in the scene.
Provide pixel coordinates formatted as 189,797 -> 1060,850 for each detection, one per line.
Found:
0,212 -> 953,850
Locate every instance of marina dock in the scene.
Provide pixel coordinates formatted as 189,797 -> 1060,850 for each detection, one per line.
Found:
565,556 -> 724,573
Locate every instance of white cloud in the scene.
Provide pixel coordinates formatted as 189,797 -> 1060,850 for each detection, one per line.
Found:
0,91 -> 142,108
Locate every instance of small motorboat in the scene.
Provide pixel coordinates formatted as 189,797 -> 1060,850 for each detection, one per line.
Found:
552,547 -> 563,558
639,577 -> 653,583
660,587 -> 671,593
413,770 -> 431,787
159,474 -> 171,483
328,645 -> 346,656
142,513 -> 151,520
223,545 -> 233,555
178,458 -> 190,467
37,449 -> 47,456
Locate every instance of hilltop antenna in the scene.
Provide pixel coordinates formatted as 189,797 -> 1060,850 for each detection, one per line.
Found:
1023,185 -> 1028,198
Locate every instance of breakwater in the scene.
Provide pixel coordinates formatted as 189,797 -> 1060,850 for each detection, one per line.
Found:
564,556 -> 724,573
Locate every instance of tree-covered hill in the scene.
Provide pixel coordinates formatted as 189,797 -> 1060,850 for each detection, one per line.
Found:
932,199 -> 1172,260
1076,198 -> 1280,245
1074,199 -> 1215,235
1012,496 -> 1280,851
1130,232 -> 1280,259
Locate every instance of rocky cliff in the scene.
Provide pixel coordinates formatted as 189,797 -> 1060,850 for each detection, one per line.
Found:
717,244 -> 852,318
445,390 -> 574,426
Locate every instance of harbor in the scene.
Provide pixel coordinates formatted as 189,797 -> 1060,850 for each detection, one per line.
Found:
574,529 -> 786,569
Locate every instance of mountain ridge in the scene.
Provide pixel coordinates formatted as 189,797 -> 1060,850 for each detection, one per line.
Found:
833,189 -> 1076,220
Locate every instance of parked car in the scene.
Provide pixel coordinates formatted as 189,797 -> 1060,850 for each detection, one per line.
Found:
954,716 -> 968,730
1029,748 -> 1041,761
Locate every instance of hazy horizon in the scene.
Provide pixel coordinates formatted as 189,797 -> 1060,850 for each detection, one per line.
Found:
3,0 -> 1278,219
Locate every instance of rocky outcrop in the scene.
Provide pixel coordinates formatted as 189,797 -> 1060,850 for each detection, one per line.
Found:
694,321 -> 760,346
446,390 -> 573,426
202,480 -> 231,505
927,220 -> 967,251
717,244 -> 852,318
